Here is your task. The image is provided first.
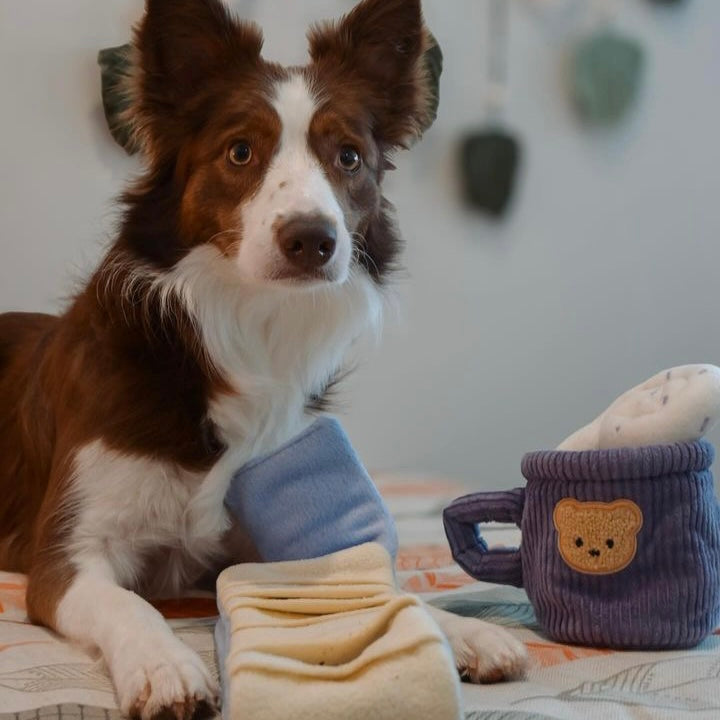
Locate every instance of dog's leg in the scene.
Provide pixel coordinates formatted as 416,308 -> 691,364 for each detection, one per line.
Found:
425,604 -> 529,683
45,561 -> 218,720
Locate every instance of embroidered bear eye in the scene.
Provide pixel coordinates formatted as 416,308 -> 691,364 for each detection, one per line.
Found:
575,537 -> 584,548
606,538 -> 614,549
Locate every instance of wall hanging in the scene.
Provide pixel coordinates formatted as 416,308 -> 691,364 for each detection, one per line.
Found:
570,29 -> 645,126
98,43 -> 137,155
568,1 -> 646,127
460,0 -> 522,218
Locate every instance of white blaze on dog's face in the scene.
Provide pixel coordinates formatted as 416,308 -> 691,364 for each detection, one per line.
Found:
236,74 -> 352,286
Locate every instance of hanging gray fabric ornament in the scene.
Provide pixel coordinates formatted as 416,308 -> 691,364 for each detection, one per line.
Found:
460,0 -> 522,218
571,29 -> 645,126
461,129 -> 521,217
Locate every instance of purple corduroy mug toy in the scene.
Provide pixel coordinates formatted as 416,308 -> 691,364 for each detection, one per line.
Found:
444,440 -> 720,650
444,365 -> 720,650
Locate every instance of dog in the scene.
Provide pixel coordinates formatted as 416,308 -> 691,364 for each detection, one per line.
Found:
0,1 -> 528,717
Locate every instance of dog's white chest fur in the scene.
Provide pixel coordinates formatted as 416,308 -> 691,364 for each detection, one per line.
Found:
66,441 -> 218,591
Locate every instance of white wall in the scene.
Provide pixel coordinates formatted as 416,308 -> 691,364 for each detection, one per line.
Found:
1,1 -> 719,489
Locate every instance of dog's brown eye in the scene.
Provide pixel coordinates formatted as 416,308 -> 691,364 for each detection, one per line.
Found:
228,141 -> 252,166
575,537 -> 584,548
337,146 -> 361,173
606,538 -> 614,549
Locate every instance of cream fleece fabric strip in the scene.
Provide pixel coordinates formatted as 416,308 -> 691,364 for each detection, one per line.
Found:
215,542 -> 463,720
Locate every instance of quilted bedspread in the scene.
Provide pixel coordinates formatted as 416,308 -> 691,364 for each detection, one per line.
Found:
1,475 -> 718,720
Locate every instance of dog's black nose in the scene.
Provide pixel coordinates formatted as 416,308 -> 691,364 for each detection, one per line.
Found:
276,216 -> 337,272
589,548 -> 601,557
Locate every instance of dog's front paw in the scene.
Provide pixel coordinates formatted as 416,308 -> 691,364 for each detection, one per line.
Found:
116,640 -> 219,720
441,614 -> 529,684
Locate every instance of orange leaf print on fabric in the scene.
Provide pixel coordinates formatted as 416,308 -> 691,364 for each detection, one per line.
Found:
0,640 -> 52,653
402,570 -> 476,593
396,544 -> 454,571
526,641 -> 614,668
374,479 -> 466,497
0,580 -> 28,616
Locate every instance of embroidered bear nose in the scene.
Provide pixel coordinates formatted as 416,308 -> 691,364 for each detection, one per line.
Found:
589,548 -> 601,557
276,215 -> 337,272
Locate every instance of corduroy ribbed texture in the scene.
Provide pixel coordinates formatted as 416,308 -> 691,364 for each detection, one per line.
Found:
444,441 -> 720,650
521,440 -> 715,484
443,489 -> 525,588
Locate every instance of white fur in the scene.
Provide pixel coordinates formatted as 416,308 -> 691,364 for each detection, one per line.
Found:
163,244 -> 382,446
236,73 -> 353,285
56,558 -> 218,720
65,440 -> 220,593
426,606 -> 529,683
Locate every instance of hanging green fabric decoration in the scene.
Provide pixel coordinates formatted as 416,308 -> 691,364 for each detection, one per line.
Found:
423,35 -> 444,133
571,30 -> 645,126
98,43 -> 139,155
460,0 -> 522,218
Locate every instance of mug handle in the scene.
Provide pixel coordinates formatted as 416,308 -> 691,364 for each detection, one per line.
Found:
443,488 -> 525,588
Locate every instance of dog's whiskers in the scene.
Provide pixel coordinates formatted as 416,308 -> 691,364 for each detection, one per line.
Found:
351,233 -> 381,279
206,227 -> 242,246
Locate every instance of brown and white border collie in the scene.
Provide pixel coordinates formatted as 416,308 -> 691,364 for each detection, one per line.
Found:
0,0 -> 527,717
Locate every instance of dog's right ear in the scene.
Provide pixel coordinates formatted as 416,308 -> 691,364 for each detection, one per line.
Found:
131,0 -> 263,157
308,0 -> 439,148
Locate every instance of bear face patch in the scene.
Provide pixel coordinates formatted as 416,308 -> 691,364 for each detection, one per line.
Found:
553,498 -> 643,575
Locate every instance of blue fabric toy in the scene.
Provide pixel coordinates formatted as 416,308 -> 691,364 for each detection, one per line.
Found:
223,417 -> 398,563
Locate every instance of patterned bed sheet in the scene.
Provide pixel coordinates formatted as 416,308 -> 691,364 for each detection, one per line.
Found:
1,475 -> 718,720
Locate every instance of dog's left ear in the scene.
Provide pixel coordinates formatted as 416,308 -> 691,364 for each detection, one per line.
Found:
308,0 -> 440,148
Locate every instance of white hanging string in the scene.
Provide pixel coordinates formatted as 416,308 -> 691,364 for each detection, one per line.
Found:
485,0 -> 510,118
590,0 -> 617,24
521,0 -> 615,35
522,0 -> 585,26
